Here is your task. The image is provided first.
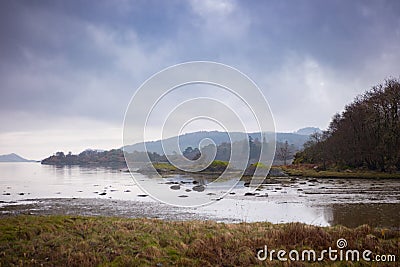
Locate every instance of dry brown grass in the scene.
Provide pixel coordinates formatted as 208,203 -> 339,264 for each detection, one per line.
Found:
0,215 -> 398,266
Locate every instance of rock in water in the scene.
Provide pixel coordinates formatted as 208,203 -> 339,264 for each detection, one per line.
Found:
192,185 -> 205,192
244,192 -> 258,196
170,185 -> 181,190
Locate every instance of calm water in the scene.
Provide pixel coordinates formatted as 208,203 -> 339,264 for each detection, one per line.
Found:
0,162 -> 399,228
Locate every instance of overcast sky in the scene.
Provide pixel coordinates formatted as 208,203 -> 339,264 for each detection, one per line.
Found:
1,0 -> 399,159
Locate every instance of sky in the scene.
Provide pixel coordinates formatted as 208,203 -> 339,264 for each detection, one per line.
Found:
0,0 -> 399,159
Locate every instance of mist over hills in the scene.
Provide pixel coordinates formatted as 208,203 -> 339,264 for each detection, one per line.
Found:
124,128 -> 318,155
294,127 -> 322,136
40,127 -> 320,166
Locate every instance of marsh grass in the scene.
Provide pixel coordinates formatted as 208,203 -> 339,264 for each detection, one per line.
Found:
0,215 -> 398,266
152,161 -> 229,175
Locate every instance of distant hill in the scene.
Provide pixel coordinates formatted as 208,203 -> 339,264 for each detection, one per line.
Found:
295,127 -> 322,136
83,148 -> 106,153
41,129 -> 315,167
124,130 -> 310,154
0,153 -> 36,162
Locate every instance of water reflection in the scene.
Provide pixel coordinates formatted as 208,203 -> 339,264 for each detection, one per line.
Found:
325,203 -> 400,229
199,199 -> 329,226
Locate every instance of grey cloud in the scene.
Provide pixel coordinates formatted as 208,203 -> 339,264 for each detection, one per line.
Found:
0,1 -> 176,125
0,0 -> 399,158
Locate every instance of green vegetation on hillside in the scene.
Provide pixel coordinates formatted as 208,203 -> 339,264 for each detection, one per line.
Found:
148,160 -> 229,175
0,215 -> 398,266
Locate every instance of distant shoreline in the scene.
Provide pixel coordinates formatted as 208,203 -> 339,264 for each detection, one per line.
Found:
0,153 -> 37,163
38,160 -> 400,179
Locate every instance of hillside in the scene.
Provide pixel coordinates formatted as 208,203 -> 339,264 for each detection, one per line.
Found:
0,153 -> 35,162
124,130 -> 311,154
295,78 -> 400,172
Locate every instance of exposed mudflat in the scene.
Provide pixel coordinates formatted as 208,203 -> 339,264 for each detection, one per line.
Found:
0,198 -> 241,223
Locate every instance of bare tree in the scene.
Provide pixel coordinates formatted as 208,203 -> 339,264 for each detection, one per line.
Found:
277,141 -> 294,165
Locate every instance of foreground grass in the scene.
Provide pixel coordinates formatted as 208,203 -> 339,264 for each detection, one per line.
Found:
0,216 -> 398,266
281,165 -> 400,179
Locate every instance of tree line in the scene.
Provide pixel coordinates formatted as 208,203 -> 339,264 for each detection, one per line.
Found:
294,78 -> 400,172
41,139 -> 297,167
41,149 -> 126,167
183,137 -> 295,165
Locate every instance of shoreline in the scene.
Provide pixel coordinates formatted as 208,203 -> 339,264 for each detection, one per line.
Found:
139,164 -> 400,179
281,166 -> 400,179
39,161 -> 400,179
